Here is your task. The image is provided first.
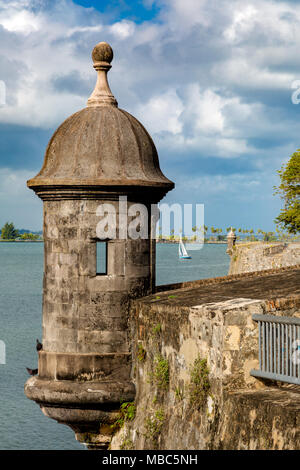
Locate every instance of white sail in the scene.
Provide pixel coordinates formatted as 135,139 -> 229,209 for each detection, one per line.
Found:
179,235 -> 189,257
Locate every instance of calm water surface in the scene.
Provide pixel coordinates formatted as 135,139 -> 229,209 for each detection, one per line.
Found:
0,242 -> 229,449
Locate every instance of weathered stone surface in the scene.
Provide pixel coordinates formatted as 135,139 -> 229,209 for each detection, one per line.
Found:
25,375 -> 135,406
40,199 -> 156,354
219,386 -> 300,450
27,108 -> 174,199
229,242 -> 300,274
154,265 -> 300,307
110,267 -> 300,450
38,351 -> 132,381
24,41 -> 173,448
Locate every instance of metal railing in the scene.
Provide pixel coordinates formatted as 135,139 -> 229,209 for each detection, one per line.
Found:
250,314 -> 300,385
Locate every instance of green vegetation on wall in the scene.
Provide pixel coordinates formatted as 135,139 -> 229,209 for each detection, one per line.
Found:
152,355 -> 169,389
144,408 -> 165,446
112,402 -> 136,430
137,343 -> 147,362
189,357 -> 210,410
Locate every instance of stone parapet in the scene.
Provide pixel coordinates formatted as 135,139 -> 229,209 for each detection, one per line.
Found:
228,242 -> 300,275
109,267 -> 300,450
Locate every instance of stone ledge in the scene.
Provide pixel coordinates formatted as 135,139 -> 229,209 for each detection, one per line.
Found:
38,351 -> 132,381
218,386 -> 300,449
144,267 -> 300,307
24,376 -> 135,406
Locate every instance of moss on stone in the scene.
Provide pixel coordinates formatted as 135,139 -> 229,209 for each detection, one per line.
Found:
144,408 -> 165,446
120,432 -> 134,450
152,323 -> 162,335
137,343 -> 147,362
151,354 -> 169,389
175,386 -> 184,401
189,356 -> 210,410
111,402 -> 136,430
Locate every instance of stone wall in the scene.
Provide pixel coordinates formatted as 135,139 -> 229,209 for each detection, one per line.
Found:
25,197 -> 157,448
228,242 -> 300,275
109,269 -> 300,450
40,198 -> 154,381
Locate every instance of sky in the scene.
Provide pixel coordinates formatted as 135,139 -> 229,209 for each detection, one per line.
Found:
0,0 -> 299,232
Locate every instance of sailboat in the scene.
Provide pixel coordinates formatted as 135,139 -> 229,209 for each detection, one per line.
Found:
179,234 -> 192,259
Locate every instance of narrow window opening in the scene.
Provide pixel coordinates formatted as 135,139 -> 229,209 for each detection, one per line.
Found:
96,241 -> 107,275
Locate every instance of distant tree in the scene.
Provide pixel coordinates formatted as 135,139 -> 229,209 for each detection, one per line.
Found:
20,232 -> 40,240
1,222 -> 19,240
262,231 -> 276,242
274,150 -> 300,234
217,234 -> 226,241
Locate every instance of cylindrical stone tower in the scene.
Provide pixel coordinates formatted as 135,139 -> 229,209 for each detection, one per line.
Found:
24,42 -> 174,448
226,227 -> 236,255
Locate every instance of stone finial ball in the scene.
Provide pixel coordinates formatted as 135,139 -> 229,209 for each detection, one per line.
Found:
92,42 -> 113,63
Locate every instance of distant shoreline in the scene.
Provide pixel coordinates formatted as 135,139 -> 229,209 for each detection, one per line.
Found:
0,239 -> 226,244
0,240 -> 43,242
1,239 -> 297,245
156,239 -> 227,244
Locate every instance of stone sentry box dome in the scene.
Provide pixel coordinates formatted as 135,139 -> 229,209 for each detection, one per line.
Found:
24,42 -> 174,449
27,42 -> 173,200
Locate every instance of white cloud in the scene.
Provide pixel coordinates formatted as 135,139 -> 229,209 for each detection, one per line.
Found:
0,0 -> 296,230
224,5 -> 258,43
224,0 -> 299,45
0,8 -> 41,33
0,0 -> 299,163
135,89 -> 183,134
66,25 -> 103,37
135,84 -> 257,157
184,86 -> 225,134
160,0 -> 216,29
110,20 -> 135,39
0,81 -> 86,128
